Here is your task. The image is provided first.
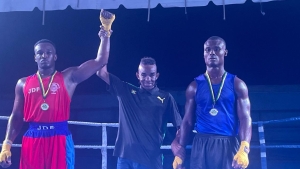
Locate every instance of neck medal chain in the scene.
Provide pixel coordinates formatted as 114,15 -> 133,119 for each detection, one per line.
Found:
37,71 -> 57,111
204,71 -> 227,116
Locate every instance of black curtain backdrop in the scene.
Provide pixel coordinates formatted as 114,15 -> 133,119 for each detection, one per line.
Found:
0,0 -> 299,96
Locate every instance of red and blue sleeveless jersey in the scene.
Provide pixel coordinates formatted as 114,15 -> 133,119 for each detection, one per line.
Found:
21,71 -> 74,169
23,72 -> 70,122
194,73 -> 239,136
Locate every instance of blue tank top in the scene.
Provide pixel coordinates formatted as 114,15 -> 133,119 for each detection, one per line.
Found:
194,72 -> 238,136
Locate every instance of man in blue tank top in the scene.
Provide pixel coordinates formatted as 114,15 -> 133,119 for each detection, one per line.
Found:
171,36 -> 252,169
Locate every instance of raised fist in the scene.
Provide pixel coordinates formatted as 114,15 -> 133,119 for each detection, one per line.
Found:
99,9 -> 115,31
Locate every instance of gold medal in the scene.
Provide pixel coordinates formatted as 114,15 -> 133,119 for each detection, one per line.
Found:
37,71 -> 57,111
205,71 -> 227,116
209,108 -> 218,116
41,102 -> 49,111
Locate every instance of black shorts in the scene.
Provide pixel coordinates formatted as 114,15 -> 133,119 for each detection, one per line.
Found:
190,133 -> 239,169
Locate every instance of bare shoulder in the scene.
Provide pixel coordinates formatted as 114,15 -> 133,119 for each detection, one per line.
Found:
17,77 -> 27,87
234,76 -> 249,98
61,67 -> 77,81
186,81 -> 197,98
187,81 -> 197,90
15,77 -> 27,95
62,67 -> 77,75
18,77 -> 27,83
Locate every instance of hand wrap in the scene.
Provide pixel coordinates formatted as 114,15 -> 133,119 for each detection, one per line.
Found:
0,140 -> 12,164
233,141 -> 250,168
173,156 -> 183,169
100,10 -> 115,32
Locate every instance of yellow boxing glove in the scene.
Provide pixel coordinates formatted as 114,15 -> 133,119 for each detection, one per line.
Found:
99,9 -> 115,32
0,140 -> 12,165
173,156 -> 183,169
233,141 -> 250,168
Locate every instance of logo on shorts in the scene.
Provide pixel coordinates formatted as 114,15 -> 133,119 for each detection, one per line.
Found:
37,125 -> 55,130
157,96 -> 165,103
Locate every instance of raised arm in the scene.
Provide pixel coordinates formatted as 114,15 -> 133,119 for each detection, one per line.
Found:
63,10 -> 115,85
95,25 -> 111,84
95,9 -> 117,85
96,65 -> 110,85
0,78 -> 25,168
232,77 -> 252,169
172,81 -> 196,169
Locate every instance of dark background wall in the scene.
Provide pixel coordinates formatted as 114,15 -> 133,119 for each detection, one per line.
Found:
0,0 -> 300,96
0,0 -> 300,168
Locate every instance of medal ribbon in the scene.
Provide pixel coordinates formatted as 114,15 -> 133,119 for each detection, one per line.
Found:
37,71 -> 57,99
205,71 -> 227,107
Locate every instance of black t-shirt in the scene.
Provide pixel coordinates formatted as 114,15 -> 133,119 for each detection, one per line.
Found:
108,74 -> 182,169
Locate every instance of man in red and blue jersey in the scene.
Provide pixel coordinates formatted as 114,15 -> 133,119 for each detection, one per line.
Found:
0,9 -> 115,169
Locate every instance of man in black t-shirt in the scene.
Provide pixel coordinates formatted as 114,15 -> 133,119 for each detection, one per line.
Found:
97,56 -> 182,169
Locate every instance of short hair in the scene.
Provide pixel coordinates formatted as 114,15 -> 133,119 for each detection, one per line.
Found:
206,36 -> 226,47
140,57 -> 156,65
34,39 -> 56,49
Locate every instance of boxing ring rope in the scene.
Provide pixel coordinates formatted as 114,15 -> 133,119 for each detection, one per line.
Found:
0,116 -> 299,169
251,117 -> 300,169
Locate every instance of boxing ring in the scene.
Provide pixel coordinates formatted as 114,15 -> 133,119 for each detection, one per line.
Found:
0,116 -> 299,169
